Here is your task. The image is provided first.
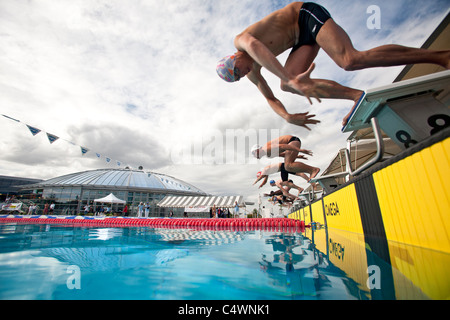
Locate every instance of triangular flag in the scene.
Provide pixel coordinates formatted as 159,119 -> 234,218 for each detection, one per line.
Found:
96,153 -> 101,158
116,161 -> 121,166
26,125 -> 41,136
80,147 -> 89,155
106,157 -> 111,163
46,133 -> 59,144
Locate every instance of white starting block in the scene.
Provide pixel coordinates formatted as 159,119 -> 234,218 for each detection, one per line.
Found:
341,70 -> 450,175
309,172 -> 349,194
297,189 -> 324,204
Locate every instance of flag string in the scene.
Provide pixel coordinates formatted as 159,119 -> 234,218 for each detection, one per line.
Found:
2,114 -> 128,169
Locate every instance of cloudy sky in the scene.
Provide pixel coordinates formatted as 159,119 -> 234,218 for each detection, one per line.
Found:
0,0 -> 448,211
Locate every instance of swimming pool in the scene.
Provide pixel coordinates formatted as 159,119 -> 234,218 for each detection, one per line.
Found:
0,222 -> 448,300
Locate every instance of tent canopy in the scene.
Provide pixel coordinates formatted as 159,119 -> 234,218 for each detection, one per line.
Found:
94,193 -> 126,204
157,195 -> 244,209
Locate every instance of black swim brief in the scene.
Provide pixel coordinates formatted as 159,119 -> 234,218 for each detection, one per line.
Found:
288,136 -> 301,144
280,163 -> 296,182
291,2 -> 332,53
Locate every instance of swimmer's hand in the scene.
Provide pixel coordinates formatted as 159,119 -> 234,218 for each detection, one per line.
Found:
286,112 -> 320,131
253,175 -> 268,188
300,149 -> 313,156
287,63 -> 326,104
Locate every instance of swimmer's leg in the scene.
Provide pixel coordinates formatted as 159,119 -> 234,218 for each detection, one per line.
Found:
296,172 -> 310,182
285,162 -> 320,181
318,19 -> 450,70
284,138 -> 301,167
282,43 -> 361,102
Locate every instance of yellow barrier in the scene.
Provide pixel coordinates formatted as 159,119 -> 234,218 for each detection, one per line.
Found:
288,135 -> 449,255
322,184 -> 364,234
311,200 -> 325,225
374,137 -> 450,253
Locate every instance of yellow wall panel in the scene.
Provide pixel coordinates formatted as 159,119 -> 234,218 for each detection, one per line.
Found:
374,137 -> 450,253
389,241 -> 450,300
311,200 -> 325,225
304,205 -> 311,225
289,209 -> 303,221
312,227 -> 327,254
322,184 -> 364,234
326,229 -> 369,294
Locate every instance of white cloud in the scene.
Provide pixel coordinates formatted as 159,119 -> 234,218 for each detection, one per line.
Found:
0,0 -> 447,212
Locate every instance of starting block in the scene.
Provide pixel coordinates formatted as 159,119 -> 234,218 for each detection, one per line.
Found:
341,70 -> 450,174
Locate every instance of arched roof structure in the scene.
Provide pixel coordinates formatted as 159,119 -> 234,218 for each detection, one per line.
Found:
23,168 -> 207,196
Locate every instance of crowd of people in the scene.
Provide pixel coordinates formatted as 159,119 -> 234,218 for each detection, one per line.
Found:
209,205 -> 231,218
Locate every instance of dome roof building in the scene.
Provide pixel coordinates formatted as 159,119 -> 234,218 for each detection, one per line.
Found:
21,168 -> 207,217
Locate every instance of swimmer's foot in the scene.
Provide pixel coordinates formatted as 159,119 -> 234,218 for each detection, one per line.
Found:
342,91 -> 365,127
306,168 -> 320,190
309,167 -> 320,181
342,109 -> 353,127
440,50 -> 450,69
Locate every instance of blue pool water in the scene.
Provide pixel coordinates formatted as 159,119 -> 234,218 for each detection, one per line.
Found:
0,222 -> 448,300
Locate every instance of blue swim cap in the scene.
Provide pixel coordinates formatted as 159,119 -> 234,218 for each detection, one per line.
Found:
270,180 -> 275,185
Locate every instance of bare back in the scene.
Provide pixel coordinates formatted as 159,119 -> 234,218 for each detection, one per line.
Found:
264,135 -> 295,156
236,2 -> 303,56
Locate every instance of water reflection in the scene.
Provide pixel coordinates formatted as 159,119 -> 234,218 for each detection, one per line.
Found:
258,232 -> 369,299
305,225 -> 450,300
0,223 -> 448,299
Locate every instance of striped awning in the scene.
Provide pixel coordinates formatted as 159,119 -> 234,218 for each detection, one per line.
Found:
157,195 -> 245,208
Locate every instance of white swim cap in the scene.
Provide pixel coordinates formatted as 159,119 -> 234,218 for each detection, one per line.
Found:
251,144 -> 261,157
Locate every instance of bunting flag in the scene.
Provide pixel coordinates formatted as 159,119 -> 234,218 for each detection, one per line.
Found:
46,133 -> 59,144
81,146 -> 89,155
26,125 -> 41,136
1,113 -> 132,169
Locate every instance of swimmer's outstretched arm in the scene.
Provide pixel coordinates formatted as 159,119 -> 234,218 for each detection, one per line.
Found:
253,163 -> 281,188
279,148 -> 313,157
235,33 -> 292,87
247,69 -> 320,130
280,70 -> 365,126
253,175 -> 268,188
277,143 -> 310,154
299,149 -> 313,156
235,33 -> 323,104
275,181 -> 298,200
268,143 -> 307,158
280,152 -> 308,160
285,181 -> 304,194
